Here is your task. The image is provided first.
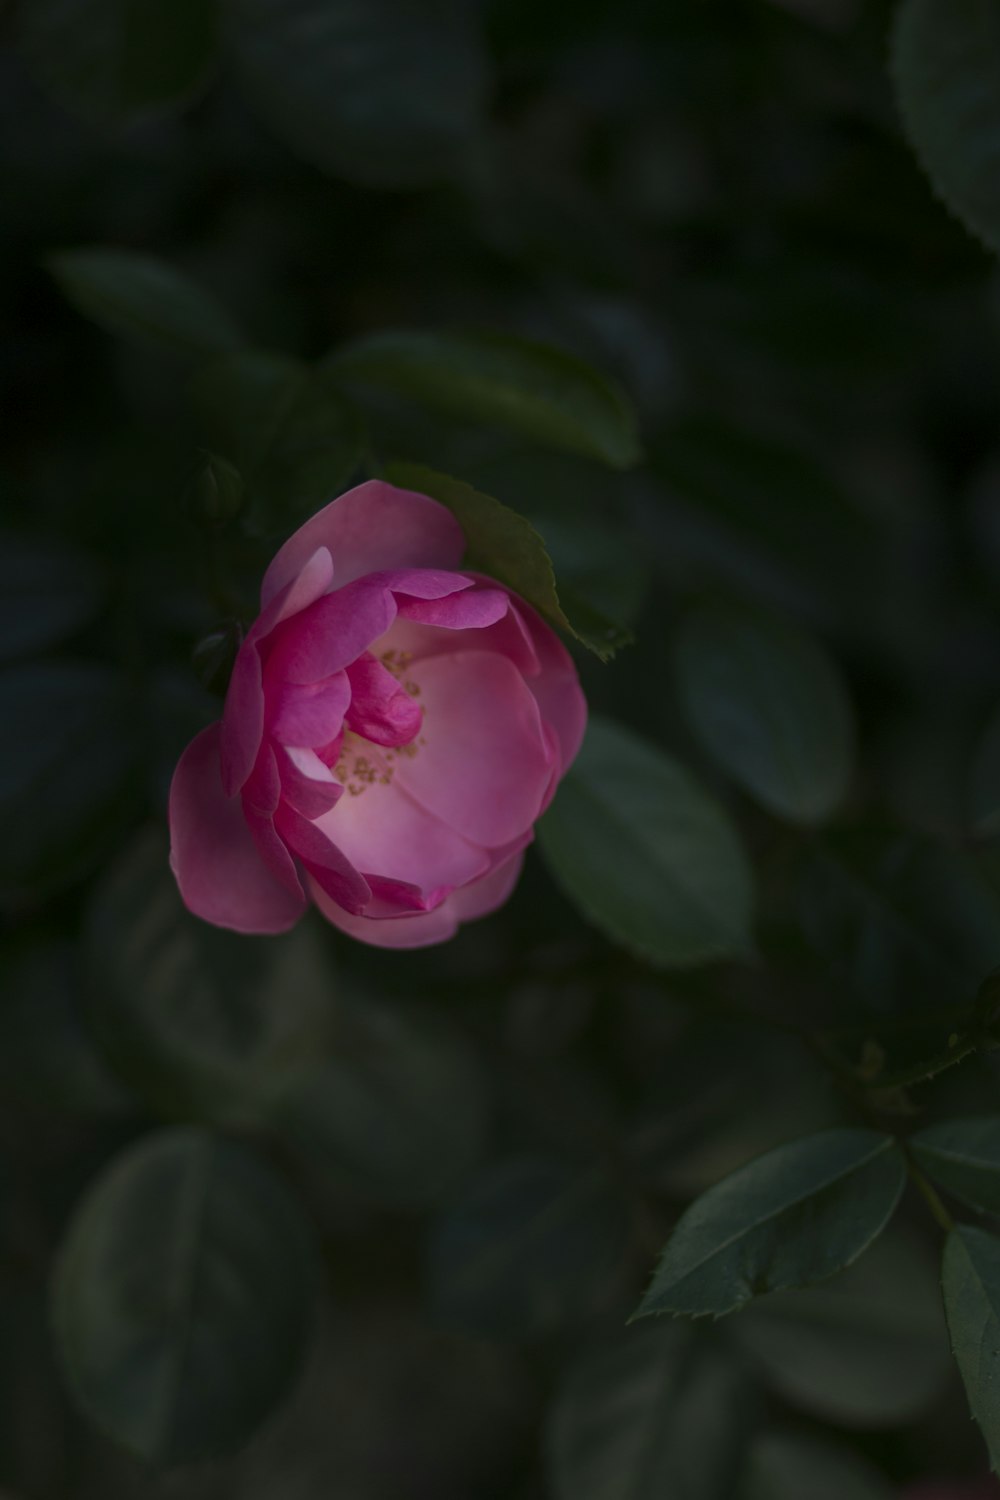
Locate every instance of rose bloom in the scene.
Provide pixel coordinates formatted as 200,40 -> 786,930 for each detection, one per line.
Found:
169,480 -> 586,948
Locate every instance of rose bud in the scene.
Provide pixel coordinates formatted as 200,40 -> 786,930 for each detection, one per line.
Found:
168,480 -> 586,948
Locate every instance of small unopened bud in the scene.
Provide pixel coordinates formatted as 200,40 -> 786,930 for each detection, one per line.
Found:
192,621 -> 244,695
184,452 -> 244,527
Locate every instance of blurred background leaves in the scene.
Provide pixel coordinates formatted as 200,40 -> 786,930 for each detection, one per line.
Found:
6,0 -> 1000,1494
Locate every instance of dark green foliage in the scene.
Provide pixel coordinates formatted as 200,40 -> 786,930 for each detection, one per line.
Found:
7,0 -> 1000,1492
635,1130 -> 906,1320
51,1128 -> 321,1461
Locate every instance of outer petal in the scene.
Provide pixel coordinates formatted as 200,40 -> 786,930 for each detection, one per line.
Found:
309,879 -> 460,949
168,725 -> 306,934
391,651 -> 554,848
244,804 -> 306,901
308,850 -> 524,948
514,598 -> 587,771
219,641 -> 264,797
220,546 -> 335,795
261,481 -> 465,604
449,850 -> 526,920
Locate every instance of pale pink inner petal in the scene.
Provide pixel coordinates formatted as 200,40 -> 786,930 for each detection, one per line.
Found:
169,725 -> 305,935
268,670 -> 351,747
390,651 -> 554,848
373,603 -> 540,679
317,749 -> 490,893
261,481 -> 465,604
345,653 -> 422,747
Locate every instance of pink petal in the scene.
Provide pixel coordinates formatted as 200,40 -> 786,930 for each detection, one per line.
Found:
378,568 -> 476,600
219,548 -> 335,796
268,670 -> 351,747
372,596 -> 540,678
244,803 -> 306,901
168,725 -> 306,934
514,599 -> 587,771
219,640 -> 265,797
345,653 -> 422,747
449,850 -> 526,920
310,879 -> 461,949
278,746 -> 344,819
364,875 -> 452,913
308,852 -> 524,948
395,586 -> 509,630
274,545 -> 335,620
261,481 -> 465,605
264,578 -> 397,685
316,765 -> 490,893
242,742 -> 282,815
390,651 -> 555,848
274,803 -> 371,915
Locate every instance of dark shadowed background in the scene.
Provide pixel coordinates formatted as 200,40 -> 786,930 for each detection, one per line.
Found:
5,0 -> 1000,1495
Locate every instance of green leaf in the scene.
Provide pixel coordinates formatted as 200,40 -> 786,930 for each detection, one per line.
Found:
892,0 -> 1000,255
635,1129 -> 906,1320
739,1433 -> 892,1500
911,1117 -> 1000,1215
47,248 -> 245,357
730,1231 -> 951,1426
386,464 -> 630,661
16,0 -> 217,125
0,663 -> 139,897
225,0 -> 487,188
192,352 -> 364,531
545,1322 -> 754,1500
673,604 -> 855,826
942,1224 -> 1000,1471
85,830 -> 335,1125
424,1158 -> 631,1339
0,536 -> 104,663
270,994 -> 488,1210
52,1128 -> 321,1463
332,328 -> 641,468
538,715 -> 754,968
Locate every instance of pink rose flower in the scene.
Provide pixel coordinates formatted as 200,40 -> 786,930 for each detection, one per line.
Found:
168,480 -> 586,948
